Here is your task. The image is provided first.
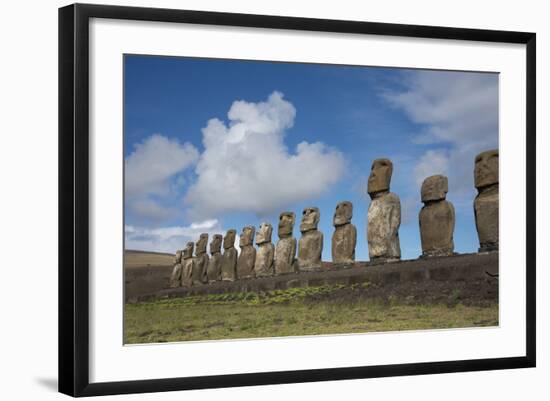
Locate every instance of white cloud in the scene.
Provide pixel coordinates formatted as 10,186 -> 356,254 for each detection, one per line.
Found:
383,71 -> 498,198
125,219 -> 227,254
129,199 -> 175,221
413,149 -> 450,187
184,91 -> 346,218
125,134 -> 199,221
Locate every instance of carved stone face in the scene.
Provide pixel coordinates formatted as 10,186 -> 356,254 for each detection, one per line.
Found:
182,242 -> 194,259
421,175 -> 448,202
474,149 -> 499,189
256,222 -> 273,245
333,201 -> 353,226
368,158 -> 393,195
278,211 -> 295,237
174,250 -> 182,263
239,226 -> 255,247
300,207 -> 320,232
223,229 -> 236,249
195,233 -> 208,254
210,234 -> 222,254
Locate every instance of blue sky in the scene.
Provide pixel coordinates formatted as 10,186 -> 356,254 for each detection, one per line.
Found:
124,55 -> 498,260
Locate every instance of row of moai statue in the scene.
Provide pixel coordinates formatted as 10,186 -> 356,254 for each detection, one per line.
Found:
170,149 -> 498,287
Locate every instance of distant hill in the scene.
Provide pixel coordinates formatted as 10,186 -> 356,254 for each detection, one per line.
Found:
124,250 -> 174,268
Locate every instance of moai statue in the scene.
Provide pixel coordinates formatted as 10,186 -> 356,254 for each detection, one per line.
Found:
419,175 -> 455,257
169,250 -> 183,288
221,229 -> 238,281
274,212 -> 297,275
237,226 -> 256,279
367,158 -> 401,263
206,234 -> 223,283
474,149 -> 499,252
332,201 -> 357,265
181,242 -> 194,287
192,233 -> 209,285
255,222 -> 275,277
297,207 -> 323,271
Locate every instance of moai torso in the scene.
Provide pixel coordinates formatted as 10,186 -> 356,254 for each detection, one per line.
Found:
274,212 -> 297,275
169,250 -> 183,288
474,149 -> 499,252
331,201 -> 357,265
181,242 -> 194,287
192,233 -> 209,285
255,223 -> 274,277
237,226 -> 256,279
206,234 -> 223,283
419,175 -> 455,257
367,158 -> 401,263
221,230 -> 238,281
297,207 -> 323,271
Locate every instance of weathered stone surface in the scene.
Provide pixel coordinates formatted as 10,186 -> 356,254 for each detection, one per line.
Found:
169,250 -> 183,288
255,223 -> 274,277
237,226 -> 256,279
275,237 -> 297,275
332,201 -> 357,264
206,234 -> 223,283
298,207 -> 323,271
421,174 -> 448,202
475,149 -> 499,189
181,242 -> 194,287
367,159 -> 401,262
128,252 -> 499,303
367,192 -> 401,262
367,158 -> 393,195
275,212 -> 297,275
192,233 -> 209,285
474,149 -> 499,252
419,176 -> 455,257
221,229 -> 237,281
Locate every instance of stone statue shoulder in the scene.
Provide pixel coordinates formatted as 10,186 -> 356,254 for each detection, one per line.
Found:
385,192 -> 401,203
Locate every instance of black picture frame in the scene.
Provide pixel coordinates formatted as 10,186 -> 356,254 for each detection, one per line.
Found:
59,3 -> 536,397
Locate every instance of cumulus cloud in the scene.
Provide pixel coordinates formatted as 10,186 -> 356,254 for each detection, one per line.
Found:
125,134 -> 199,221
383,70 -> 498,198
125,219 -> 228,254
184,91 -> 346,218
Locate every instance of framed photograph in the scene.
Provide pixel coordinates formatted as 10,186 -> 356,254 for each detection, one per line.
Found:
58,3 -> 536,397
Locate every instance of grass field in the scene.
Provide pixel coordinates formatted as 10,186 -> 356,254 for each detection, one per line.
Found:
124,250 -> 174,268
124,284 -> 498,344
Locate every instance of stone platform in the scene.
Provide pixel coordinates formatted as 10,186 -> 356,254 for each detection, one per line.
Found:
126,252 -> 498,304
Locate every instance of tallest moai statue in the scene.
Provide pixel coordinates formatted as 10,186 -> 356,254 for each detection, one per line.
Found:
367,158 -> 401,263
474,149 -> 499,252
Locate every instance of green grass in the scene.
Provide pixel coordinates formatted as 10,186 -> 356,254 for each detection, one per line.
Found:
124,284 -> 498,344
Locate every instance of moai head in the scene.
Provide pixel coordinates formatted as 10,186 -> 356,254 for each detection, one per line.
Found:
223,229 -> 236,250
256,222 -> 273,245
421,175 -> 448,203
210,234 -> 223,254
368,158 -> 393,196
278,211 -> 295,238
182,242 -> 194,259
239,226 -> 255,247
474,149 -> 499,189
333,201 -> 353,226
174,250 -> 182,264
300,207 -> 320,233
195,233 -> 208,255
